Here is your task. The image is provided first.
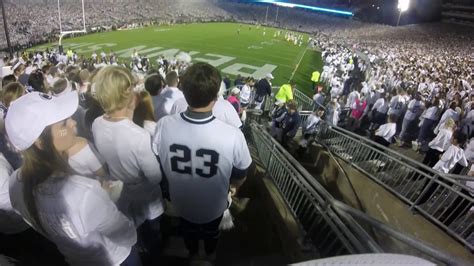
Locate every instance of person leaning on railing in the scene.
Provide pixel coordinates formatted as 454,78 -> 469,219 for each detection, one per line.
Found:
417,131 -> 468,206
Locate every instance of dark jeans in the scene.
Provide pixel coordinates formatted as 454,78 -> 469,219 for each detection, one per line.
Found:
418,118 -> 437,143
179,215 -> 223,255
422,148 -> 442,168
137,216 -> 162,255
373,136 -> 391,147
120,247 -> 142,266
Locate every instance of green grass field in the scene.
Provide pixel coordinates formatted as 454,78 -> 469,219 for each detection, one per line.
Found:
34,22 -> 322,96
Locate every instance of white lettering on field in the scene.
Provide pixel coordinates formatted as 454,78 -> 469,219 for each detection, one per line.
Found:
194,53 -> 235,67
115,45 -> 163,58
76,43 -> 117,53
221,63 -> 277,79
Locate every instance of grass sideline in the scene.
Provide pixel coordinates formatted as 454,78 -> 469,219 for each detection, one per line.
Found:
33,22 -> 323,96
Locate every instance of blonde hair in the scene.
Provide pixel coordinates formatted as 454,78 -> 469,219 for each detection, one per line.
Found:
93,66 -> 135,113
2,82 -> 24,108
444,118 -> 456,129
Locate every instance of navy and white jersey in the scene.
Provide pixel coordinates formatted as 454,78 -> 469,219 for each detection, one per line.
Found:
152,110 -> 252,224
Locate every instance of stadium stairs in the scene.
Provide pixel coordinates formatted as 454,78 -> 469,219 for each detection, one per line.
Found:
238,88 -> 474,264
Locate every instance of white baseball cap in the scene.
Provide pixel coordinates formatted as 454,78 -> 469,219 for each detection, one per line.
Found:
231,87 -> 241,95
265,73 -> 274,80
5,91 -> 79,151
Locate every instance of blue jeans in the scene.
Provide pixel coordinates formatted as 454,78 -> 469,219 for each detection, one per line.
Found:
400,118 -> 418,142
417,118 -> 437,143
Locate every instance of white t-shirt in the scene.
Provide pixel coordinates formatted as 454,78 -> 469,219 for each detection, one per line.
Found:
375,122 -> 396,142
346,91 -> 360,108
422,106 -> 439,120
434,109 -> 460,134
68,143 -> 104,179
433,145 -> 468,174
92,116 -> 163,226
303,114 -> 321,134
9,172 -> 136,265
0,153 -> 28,234
143,120 -> 157,137
240,84 -> 252,104
388,95 -> 408,116
429,128 -> 453,152
372,98 -> 389,114
404,99 -> 425,121
154,86 -> 184,121
170,97 -> 242,128
464,139 -> 474,162
152,111 -> 252,223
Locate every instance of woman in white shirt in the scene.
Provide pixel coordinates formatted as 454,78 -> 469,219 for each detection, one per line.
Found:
433,102 -> 460,134
92,66 -> 163,258
422,118 -> 455,167
239,77 -> 254,108
373,114 -> 397,147
417,131 -> 469,206
5,91 -> 137,265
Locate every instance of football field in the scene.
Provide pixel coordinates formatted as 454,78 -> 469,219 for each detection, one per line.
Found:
34,22 -> 323,96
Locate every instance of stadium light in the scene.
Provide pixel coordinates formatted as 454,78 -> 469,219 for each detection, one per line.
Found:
397,0 -> 410,26
398,0 -> 410,13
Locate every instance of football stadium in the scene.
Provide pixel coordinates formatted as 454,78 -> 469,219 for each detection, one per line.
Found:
34,22 -> 323,95
0,0 -> 473,265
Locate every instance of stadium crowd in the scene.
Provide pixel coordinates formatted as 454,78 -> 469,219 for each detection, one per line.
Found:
0,0 -> 473,264
0,0 -> 232,50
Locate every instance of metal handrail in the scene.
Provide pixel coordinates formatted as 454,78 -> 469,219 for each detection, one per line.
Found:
311,120 -> 474,251
332,201 -> 471,266
249,122 -> 382,256
248,121 -> 466,264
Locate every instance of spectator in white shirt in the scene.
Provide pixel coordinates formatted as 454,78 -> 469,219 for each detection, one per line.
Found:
91,66 -> 163,258
373,114 -> 397,147
434,102 -> 461,134
417,97 -> 442,146
154,71 -> 183,121
239,77 -> 254,108
399,93 -> 425,145
417,131 -> 469,206
299,108 -> 324,149
422,118 -> 456,168
433,131 -> 468,174
6,91 -> 138,265
0,152 -> 29,235
325,97 -> 340,126
369,93 -> 389,129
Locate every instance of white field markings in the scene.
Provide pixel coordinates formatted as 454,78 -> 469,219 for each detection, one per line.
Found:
59,42 -> 277,79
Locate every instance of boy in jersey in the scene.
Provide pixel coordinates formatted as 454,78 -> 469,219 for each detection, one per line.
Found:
152,62 -> 252,262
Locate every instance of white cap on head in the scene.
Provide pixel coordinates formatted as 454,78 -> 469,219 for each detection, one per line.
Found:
265,73 -> 274,80
231,87 -> 240,95
5,91 -> 79,151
